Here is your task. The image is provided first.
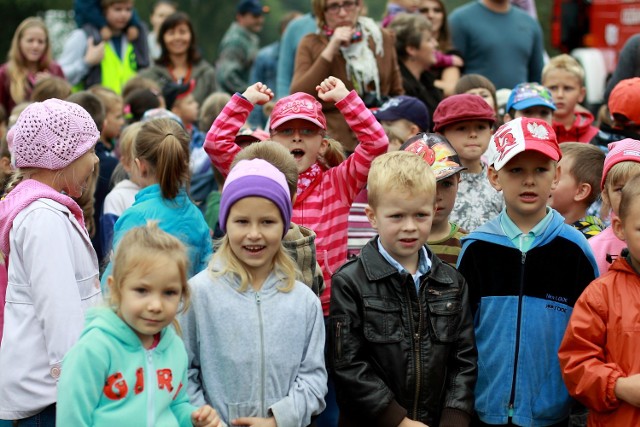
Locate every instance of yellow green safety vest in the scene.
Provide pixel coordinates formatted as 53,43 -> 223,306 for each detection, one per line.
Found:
73,41 -> 137,94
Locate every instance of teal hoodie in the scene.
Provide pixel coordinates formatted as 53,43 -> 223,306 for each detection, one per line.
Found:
57,308 -> 197,427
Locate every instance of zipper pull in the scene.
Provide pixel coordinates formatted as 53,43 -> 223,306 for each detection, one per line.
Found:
508,403 -> 514,417
521,251 -> 526,264
255,292 -> 261,304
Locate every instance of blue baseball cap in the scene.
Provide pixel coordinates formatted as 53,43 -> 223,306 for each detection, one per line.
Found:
373,96 -> 430,132
237,0 -> 270,15
506,82 -> 556,112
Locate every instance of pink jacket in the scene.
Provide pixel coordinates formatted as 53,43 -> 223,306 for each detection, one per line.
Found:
204,91 -> 388,314
589,226 -> 626,277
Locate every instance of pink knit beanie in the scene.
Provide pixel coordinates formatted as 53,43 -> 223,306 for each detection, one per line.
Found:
7,98 -> 100,170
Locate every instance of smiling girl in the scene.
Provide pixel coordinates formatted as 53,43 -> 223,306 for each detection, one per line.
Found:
0,17 -> 65,113
180,159 -> 327,427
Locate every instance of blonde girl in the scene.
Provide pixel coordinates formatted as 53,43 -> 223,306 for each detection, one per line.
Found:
180,159 -> 327,427
100,122 -> 143,255
0,17 -> 65,114
589,138 -> 640,275
0,99 -> 102,425
102,118 -> 212,282
204,77 -> 387,318
57,222 -> 221,427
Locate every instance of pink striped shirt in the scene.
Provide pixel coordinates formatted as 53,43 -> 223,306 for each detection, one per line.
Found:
204,91 -> 388,314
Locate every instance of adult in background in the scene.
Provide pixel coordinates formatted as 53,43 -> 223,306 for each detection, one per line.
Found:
290,0 -> 403,153
275,13 -> 317,99
248,11 -> 302,128
449,0 -> 544,90
216,0 -> 268,94
0,17 -> 65,114
388,13 -> 441,128
147,0 -> 178,62
604,34 -> 640,103
139,12 -> 217,105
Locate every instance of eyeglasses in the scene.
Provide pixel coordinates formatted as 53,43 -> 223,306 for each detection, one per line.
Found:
324,0 -> 359,14
271,127 -> 324,137
418,6 -> 443,14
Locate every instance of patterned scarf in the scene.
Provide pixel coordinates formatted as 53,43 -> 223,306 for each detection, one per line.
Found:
296,162 -> 323,199
340,16 -> 384,100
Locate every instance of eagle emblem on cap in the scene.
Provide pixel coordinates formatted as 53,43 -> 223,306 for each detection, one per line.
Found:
527,122 -> 550,140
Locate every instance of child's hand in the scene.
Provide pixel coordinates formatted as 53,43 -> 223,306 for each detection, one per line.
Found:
316,76 -> 349,104
615,374 -> 640,407
242,82 -> 274,106
84,37 -> 105,66
450,54 -> 464,67
398,418 -> 429,427
192,404 -> 222,427
231,416 -> 276,427
99,26 -> 112,41
126,26 -> 139,42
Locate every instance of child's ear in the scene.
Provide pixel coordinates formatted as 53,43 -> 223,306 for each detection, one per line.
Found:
573,182 -> 592,203
487,166 -> 502,191
578,86 -> 586,104
612,215 -> 626,241
134,158 -> 148,177
106,276 -> 119,306
364,205 -> 378,230
0,156 -> 11,175
551,163 -> 561,191
318,137 -> 329,156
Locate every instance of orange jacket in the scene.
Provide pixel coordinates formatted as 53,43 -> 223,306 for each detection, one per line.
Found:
558,257 -> 640,426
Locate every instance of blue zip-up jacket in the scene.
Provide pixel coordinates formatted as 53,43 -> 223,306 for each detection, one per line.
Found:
57,308 -> 196,427
102,184 -> 212,287
457,210 -> 598,426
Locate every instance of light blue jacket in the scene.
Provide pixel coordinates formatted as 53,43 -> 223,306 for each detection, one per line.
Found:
180,262 -> 327,427
102,184 -> 212,287
57,308 -> 196,427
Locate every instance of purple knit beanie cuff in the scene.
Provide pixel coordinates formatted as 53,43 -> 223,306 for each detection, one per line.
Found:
219,159 -> 292,237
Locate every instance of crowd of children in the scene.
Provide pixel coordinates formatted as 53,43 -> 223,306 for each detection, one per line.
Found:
2,1 -> 640,426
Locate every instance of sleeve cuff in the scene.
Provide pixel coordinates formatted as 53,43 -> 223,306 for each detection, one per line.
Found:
439,408 -> 471,427
376,399 -> 407,427
606,369 -> 624,408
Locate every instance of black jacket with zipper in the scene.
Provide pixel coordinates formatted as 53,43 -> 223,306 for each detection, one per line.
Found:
328,237 -> 477,427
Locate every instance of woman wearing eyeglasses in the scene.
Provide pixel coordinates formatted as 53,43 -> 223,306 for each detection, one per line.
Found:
290,0 -> 404,153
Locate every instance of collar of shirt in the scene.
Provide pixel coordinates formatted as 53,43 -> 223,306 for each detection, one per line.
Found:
377,239 -> 432,290
500,207 -> 553,252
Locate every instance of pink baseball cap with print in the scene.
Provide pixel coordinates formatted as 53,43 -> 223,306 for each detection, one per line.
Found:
601,138 -> 640,189
269,92 -> 327,130
487,117 -> 561,171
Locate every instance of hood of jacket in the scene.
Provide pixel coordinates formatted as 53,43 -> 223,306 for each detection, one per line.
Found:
282,223 -> 323,295
553,110 -> 597,142
81,307 -> 176,353
0,179 -> 84,255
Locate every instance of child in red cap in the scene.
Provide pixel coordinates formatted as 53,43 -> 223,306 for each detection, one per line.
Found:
432,93 -> 503,231
458,117 -> 598,427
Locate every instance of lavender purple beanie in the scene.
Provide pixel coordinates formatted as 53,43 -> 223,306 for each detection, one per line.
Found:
219,159 -> 292,237
7,98 -> 100,170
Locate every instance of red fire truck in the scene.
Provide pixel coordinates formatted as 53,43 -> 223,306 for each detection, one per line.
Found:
552,0 -> 640,106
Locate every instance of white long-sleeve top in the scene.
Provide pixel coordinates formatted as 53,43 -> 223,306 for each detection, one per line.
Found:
0,199 -> 102,420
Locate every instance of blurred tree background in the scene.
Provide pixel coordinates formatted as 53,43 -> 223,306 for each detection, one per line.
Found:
0,0 -> 555,65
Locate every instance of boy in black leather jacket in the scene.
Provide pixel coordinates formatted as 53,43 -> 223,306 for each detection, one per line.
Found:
328,151 -> 477,427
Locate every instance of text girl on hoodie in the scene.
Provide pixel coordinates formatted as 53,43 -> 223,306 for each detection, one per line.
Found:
57,222 -> 221,427
101,117 -> 212,286
204,76 -> 388,315
589,139 -> 640,276
180,159 -> 327,427
0,99 -> 103,424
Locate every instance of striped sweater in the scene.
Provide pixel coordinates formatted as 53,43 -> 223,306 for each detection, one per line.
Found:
204,91 -> 388,314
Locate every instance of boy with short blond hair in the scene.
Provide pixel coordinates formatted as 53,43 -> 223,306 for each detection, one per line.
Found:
458,117 -> 598,426
550,142 -> 606,238
542,54 -> 599,143
329,151 -> 477,427
432,93 -> 504,231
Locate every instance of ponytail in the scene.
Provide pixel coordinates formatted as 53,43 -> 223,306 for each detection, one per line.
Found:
320,137 -> 346,169
134,118 -> 190,200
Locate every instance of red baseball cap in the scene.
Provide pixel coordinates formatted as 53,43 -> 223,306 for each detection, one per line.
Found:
487,117 -> 561,171
269,92 -> 327,130
432,94 -> 496,132
608,77 -> 640,123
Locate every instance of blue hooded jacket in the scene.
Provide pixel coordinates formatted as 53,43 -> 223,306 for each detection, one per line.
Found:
457,209 -> 598,426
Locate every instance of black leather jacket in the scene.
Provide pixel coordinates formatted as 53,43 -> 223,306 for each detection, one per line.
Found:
328,239 -> 477,427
